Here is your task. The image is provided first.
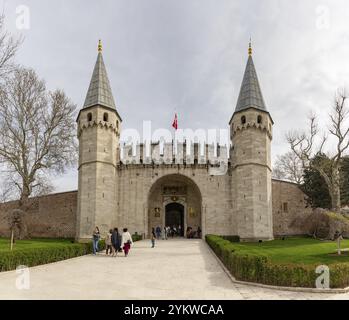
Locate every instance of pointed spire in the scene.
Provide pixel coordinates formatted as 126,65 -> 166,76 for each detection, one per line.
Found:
234,42 -> 267,113
83,40 -> 116,110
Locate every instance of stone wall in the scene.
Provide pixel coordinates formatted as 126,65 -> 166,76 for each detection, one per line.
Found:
272,179 -> 312,237
114,165 -> 234,239
0,179 -> 312,239
0,191 -> 77,238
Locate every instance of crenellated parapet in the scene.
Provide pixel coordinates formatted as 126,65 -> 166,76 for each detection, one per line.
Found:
120,141 -> 228,166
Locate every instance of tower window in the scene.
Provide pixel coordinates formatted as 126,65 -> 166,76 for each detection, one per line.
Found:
241,116 -> 246,125
87,113 -> 92,122
103,113 -> 109,122
116,120 -> 119,129
257,115 -> 262,124
283,202 -> 289,213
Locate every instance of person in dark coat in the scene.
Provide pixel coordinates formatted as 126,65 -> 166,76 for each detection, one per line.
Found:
111,228 -> 120,257
151,228 -> 156,248
197,226 -> 202,239
155,226 -> 161,240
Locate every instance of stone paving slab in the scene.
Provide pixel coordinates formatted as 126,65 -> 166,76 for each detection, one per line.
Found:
0,239 -> 348,300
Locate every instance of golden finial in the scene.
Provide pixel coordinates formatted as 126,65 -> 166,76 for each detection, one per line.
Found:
248,38 -> 252,56
98,40 -> 102,53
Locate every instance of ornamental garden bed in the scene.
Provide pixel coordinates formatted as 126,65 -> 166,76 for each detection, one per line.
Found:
206,235 -> 349,289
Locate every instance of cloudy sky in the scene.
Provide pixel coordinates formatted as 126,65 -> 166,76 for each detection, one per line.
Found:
1,0 -> 349,193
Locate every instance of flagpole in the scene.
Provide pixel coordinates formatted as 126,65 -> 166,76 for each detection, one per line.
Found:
172,111 -> 178,158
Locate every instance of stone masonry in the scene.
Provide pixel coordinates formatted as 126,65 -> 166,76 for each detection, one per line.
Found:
0,42 -> 313,241
0,180 -> 312,239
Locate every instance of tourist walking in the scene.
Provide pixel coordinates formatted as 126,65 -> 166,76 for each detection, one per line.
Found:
92,227 -> 100,255
105,229 -> 113,256
121,228 -> 133,257
173,225 -> 177,237
197,226 -> 202,239
111,228 -> 120,257
162,226 -> 168,240
151,228 -> 156,248
156,226 -> 161,240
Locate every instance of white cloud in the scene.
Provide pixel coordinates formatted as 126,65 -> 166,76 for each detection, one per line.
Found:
1,0 -> 349,192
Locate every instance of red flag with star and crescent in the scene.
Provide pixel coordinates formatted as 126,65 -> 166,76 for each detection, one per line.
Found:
172,113 -> 178,130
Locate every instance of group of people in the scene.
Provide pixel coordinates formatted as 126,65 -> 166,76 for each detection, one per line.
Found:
150,225 -> 202,248
154,225 -> 183,240
92,227 -> 133,257
93,224 -> 203,254
186,226 -> 202,239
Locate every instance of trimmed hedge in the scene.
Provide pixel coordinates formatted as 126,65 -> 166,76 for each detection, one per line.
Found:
0,242 -> 96,272
132,234 -> 143,242
0,234 -> 145,273
222,235 -> 240,243
206,235 -> 349,289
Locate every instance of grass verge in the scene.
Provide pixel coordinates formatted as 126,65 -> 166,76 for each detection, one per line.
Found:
206,235 -> 349,289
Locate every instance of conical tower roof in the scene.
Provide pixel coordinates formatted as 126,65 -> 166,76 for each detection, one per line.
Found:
235,43 -> 267,113
83,40 -> 116,110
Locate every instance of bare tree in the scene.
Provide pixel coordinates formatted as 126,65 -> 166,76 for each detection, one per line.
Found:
0,67 -> 77,208
0,14 -> 22,78
0,173 -> 15,202
272,166 -> 285,180
287,89 -> 349,211
273,151 -> 304,184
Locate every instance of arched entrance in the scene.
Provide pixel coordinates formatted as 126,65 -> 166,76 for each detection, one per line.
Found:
166,203 -> 184,236
147,174 -> 202,238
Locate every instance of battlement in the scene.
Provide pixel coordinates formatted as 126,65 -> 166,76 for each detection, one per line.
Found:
120,141 -> 229,165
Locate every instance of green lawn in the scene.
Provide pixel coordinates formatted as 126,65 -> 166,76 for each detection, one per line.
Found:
228,237 -> 349,265
0,238 -> 75,252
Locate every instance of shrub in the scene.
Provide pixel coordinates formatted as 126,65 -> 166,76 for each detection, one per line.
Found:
222,235 -> 240,243
0,241 -> 99,272
206,234 -> 349,289
132,234 -> 143,242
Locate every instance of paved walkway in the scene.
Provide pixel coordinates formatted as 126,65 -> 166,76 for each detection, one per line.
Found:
0,239 -> 348,300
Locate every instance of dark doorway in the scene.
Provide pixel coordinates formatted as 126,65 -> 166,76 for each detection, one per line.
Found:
165,203 -> 184,237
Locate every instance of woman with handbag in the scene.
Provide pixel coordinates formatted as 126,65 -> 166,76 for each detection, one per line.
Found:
121,228 -> 133,257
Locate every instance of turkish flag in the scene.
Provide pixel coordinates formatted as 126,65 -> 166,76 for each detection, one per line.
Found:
172,113 -> 178,130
